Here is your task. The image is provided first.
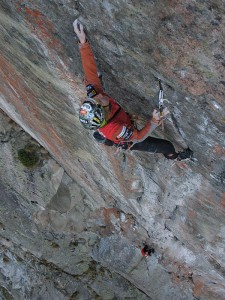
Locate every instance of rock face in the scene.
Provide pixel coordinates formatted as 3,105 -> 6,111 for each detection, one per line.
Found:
0,0 -> 225,299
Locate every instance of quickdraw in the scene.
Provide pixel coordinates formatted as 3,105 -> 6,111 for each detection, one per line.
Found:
157,80 -> 188,148
158,79 -> 169,131
158,79 -> 164,118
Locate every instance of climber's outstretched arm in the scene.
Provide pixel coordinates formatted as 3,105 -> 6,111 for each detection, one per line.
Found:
73,19 -> 103,94
130,108 -> 170,142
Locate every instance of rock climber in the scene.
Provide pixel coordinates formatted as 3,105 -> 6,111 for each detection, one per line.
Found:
141,245 -> 155,257
73,19 -> 193,160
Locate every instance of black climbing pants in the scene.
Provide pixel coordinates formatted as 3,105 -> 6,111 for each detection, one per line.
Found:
130,136 -> 178,160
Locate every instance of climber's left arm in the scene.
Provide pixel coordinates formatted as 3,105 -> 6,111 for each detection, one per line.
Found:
111,109 -> 169,143
131,108 -> 170,142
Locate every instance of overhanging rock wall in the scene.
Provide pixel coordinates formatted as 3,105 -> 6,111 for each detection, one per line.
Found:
0,1 -> 225,299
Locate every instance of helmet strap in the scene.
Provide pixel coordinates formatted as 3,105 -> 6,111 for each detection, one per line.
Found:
100,118 -> 107,127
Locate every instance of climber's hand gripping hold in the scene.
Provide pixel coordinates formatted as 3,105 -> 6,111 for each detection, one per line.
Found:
152,107 -> 170,125
73,19 -> 86,44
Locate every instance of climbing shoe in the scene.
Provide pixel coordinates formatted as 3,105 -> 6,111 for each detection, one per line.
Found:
177,148 -> 193,161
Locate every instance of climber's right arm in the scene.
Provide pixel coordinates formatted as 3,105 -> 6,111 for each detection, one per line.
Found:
73,19 -> 103,94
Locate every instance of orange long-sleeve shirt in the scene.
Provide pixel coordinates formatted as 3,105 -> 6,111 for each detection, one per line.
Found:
79,42 -> 156,143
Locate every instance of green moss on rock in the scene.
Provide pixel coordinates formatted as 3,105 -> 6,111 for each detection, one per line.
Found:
17,147 -> 39,168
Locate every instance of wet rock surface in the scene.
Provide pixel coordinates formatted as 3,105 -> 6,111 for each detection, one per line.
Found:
0,1 -> 225,299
